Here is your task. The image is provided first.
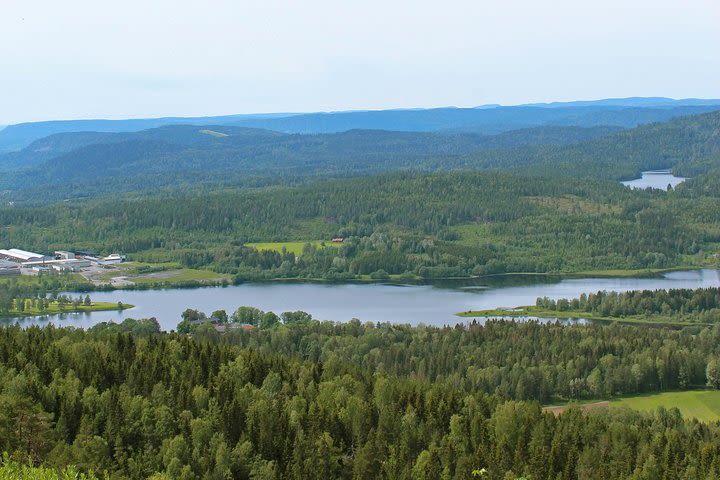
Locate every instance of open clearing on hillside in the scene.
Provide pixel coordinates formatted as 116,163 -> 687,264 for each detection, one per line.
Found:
544,401 -> 610,416
127,268 -> 230,284
245,241 -> 340,256
0,273 -> 87,287
613,390 -> 720,422
544,390 -> 720,423
199,129 -> 228,137
81,262 -> 230,287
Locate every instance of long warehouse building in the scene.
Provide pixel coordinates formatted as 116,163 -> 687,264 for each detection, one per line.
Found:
0,248 -> 51,262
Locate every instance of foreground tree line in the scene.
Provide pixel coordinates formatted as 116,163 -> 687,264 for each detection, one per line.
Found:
4,321 -> 720,478
176,306 -> 311,334
198,315 -> 720,399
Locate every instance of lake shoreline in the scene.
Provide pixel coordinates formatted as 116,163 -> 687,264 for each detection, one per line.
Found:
457,306 -> 713,328
621,170 -> 687,190
85,265 -> 706,293
4,269 -> 717,331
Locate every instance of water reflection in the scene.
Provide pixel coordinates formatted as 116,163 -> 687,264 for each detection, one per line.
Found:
621,170 -> 686,190
2,269 -> 718,330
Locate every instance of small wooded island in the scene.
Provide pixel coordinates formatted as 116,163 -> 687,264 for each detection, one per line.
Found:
0,294 -> 132,318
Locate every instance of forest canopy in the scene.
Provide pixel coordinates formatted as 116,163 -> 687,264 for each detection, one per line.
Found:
0,169 -> 718,282
3,321 -> 720,479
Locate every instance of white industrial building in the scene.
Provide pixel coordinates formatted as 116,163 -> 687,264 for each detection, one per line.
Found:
97,254 -> 126,265
0,247 -> 125,272
51,260 -> 90,272
22,258 -> 92,271
0,248 -> 51,262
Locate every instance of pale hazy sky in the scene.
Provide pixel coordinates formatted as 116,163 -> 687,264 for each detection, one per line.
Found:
1,0 -> 719,124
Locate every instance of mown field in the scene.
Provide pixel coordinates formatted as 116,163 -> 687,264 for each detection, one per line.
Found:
545,390 -> 720,423
0,273 -> 86,286
127,267 -> 230,285
612,390 -> 720,422
245,240 -> 340,256
92,262 -> 230,286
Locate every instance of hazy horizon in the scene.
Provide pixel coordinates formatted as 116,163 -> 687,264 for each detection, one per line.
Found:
2,96 -> 720,128
2,0 -> 719,124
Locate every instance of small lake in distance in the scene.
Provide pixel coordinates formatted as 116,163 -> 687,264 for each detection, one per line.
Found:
3,269 -> 719,330
622,170 -> 686,190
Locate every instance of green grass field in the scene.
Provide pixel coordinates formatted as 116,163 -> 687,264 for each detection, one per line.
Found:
452,223 -> 494,246
94,262 -> 229,286
128,268 -> 230,284
611,390 -> 720,422
0,273 -> 88,286
546,390 -> 720,423
245,241 -> 340,256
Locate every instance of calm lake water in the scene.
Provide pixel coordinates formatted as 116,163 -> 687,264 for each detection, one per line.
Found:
622,170 -> 686,190
3,269 -> 719,330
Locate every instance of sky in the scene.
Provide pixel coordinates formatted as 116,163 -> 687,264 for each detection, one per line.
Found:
1,0 -> 719,124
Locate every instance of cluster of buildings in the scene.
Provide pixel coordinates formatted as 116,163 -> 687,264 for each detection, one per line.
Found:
211,323 -> 255,333
0,248 -> 126,276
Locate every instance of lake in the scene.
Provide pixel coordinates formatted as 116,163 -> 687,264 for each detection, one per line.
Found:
3,269 -> 719,330
622,170 -> 686,190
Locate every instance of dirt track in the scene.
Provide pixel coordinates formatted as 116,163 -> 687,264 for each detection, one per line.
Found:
543,401 -> 610,416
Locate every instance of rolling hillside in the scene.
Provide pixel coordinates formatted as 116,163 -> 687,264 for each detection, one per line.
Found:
0,124 -> 624,201
2,98 -> 718,153
0,110 -> 717,203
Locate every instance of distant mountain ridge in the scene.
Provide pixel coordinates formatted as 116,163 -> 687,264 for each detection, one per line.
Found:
0,124 -> 620,172
0,110 -> 718,203
235,105 -> 720,136
2,97 -> 719,153
523,97 -> 720,108
0,113 -> 295,154
0,125 -> 285,169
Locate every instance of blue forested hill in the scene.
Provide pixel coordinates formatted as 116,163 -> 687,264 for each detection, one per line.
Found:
0,113 -> 295,153
0,110 -> 717,203
0,125 -> 286,169
2,98 -> 719,153
224,104 -> 720,134
0,124 -> 625,200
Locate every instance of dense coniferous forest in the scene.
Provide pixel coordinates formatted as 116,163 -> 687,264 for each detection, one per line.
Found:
4,321 -> 720,479
0,111 -> 716,283
0,109 -> 718,202
0,106 -> 719,478
182,311 -> 720,399
0,456 -> 100,480
0,124 -> 621,172
536,287 -> 720,318
1,169 -> 718,280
